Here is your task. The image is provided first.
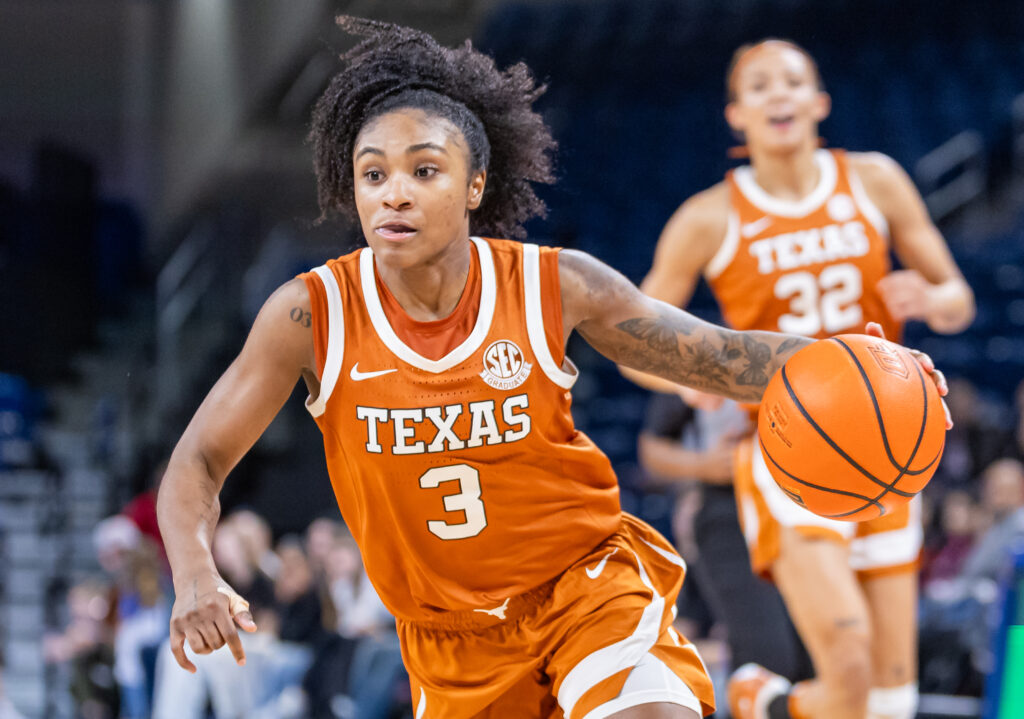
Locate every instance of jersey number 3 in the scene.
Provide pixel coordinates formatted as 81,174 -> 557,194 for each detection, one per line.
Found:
419,464 -> 488,540
774,263 -> 863,335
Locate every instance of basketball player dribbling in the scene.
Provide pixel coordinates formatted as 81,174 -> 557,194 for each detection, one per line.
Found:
628,40 -> 973,719
156,22 -> 950,719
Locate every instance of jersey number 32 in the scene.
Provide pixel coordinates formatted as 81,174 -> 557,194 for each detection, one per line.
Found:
774,263 -> 863,336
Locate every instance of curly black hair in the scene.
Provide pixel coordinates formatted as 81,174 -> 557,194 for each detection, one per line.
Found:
310,16 -> 557,240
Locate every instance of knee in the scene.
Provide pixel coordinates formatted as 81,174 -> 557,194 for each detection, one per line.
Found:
867,683 -> 918,719
820,631 -> 872,703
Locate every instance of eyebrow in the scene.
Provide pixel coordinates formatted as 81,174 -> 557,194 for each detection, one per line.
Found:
408,142 -> 448,155
354,142 -> 449,161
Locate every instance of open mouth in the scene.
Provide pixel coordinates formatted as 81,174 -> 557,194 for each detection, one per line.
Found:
375,222 -> 418,240
769,114 -> 796,129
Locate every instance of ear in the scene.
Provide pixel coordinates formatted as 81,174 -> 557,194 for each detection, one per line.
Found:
724,102 -> 745,135
467,170 -> 487,211
813,91 -> 832,123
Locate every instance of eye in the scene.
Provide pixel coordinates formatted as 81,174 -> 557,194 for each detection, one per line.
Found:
414,165 -> 438,179
363,169 -> 384,183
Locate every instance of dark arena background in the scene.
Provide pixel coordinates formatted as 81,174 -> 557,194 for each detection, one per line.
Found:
1,0 -> 1022,717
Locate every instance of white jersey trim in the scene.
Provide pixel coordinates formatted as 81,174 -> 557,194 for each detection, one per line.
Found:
733,149 -> 837,218
704,210 -> 740,280
522,243 -> 577,389
581,652 -> 703,719
847,157 -> 891,241
358,236 -> 496,374
558,550 -> 665,718
639,537 -> 687,573
305,265 -> 345,418
849,496 -> 923,571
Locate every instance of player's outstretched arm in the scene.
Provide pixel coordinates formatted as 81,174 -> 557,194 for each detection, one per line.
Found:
852,152 -> 975,334
156,278 -> 315,672
559,249 -> 812,403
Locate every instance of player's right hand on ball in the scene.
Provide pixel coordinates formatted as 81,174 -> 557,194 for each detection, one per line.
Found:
169,574 -> 257,673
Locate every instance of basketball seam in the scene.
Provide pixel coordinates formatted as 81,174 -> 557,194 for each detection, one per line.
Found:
759,438 -> 884,512
780,365 -> 916,499
824,339 -> 942,517
831,338 -> 931,476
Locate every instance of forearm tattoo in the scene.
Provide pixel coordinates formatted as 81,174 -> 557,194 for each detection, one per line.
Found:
611,315 -> 808,402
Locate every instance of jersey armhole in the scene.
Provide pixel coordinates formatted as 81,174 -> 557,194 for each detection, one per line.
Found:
301,265 -> 345,418
300,272 -> 329,378
846,157 -> 891,242
539,247 -> 566,365
704,211 -> 740,280
523,244 -> 577,389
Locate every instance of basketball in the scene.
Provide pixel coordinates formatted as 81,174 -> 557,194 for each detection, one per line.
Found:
757,334 -> 946,522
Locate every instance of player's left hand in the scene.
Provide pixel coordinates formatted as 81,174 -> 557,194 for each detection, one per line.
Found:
865,321 -> 952,429
876,270 -> 932,322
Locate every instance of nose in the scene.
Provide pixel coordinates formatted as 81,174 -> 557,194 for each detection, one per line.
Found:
382,174 -> 413,211
767,77 -> 791,101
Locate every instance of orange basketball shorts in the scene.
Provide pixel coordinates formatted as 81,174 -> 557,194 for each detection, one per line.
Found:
396,513 -> 715,719
734,435 -> 922,579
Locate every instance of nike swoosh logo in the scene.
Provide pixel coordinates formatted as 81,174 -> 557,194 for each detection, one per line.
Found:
349,363 -> 398,381
585,547 -> 618,580
741,215 -> 773,238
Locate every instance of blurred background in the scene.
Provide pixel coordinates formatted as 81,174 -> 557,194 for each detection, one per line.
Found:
1,0 -> 1022,717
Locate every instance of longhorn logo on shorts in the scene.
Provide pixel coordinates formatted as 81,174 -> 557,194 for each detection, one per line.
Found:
480,339 -> 532,390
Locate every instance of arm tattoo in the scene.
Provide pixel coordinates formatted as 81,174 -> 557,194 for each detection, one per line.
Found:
289,307 -> 312,328
612,314 -> 807,402
736,333 -> 772,387
775,337 -> 805,356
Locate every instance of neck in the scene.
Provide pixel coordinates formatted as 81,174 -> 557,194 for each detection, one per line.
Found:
376,236 -> 473,321
748,139 -> 821,202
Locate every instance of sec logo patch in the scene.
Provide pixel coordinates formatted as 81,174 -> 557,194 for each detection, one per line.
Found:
481,340 -> 532,390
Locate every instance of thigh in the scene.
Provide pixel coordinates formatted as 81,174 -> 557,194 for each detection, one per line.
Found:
772,528 -> 871,677
860,569 -> 918,687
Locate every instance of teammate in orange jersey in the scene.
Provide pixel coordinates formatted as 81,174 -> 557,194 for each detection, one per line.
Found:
627,40 -> 974,719
156,21 -> 948,719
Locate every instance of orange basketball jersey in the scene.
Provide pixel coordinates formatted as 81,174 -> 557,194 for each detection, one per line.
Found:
707,149 -> 901,342
300,237 -> 621,623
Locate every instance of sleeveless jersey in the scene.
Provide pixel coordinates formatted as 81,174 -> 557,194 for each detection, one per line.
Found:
300,237 -> 621,623
706,149 -> 901,342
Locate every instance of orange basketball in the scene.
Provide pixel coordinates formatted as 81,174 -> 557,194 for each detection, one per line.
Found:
757,334 -> 946,522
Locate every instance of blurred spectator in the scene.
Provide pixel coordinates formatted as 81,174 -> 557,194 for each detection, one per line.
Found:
921,490 -> 980,588
231,508 -> 281,580
305,527 -> 406,719
110,537 -> 170,719
122,460 -> 166,559
93,514 -> 141,578
275,536 -> 324,645
960,458 -> 1024,584
44,580 -> 119,719
305,517 -> 341,580
932,378 -> 1013,493
213,517 -> 275,614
